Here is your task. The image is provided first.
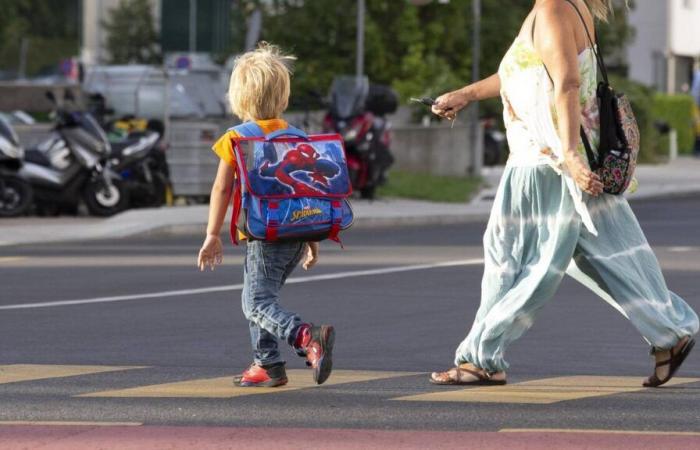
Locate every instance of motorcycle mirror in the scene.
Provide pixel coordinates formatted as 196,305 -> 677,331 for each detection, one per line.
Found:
45,91 -> 56,104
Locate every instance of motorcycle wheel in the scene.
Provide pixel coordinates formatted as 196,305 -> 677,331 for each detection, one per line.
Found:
360,185 -> 376,200
83,178 -> 129,217
0,176 -> 33,218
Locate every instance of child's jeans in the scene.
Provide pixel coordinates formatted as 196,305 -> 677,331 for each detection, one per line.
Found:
241,240 -> 306,366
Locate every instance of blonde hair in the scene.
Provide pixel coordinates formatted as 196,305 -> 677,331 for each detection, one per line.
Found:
585,0 -> 628,22
228,42 -> 296,121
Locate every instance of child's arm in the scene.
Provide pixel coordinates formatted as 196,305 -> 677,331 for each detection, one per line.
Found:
197,160 -> 235,271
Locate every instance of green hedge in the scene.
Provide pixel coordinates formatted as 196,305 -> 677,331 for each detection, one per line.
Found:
652,94 -> 696,154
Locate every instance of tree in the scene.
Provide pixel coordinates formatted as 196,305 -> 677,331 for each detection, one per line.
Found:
0,0 -> 80,77
258,0 -> 530,103
102,0 -> 161,64
246,0 -> 633,111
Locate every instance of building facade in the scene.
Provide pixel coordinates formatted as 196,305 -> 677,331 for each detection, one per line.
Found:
80,0 -> 232,65
626,0 -> 700,93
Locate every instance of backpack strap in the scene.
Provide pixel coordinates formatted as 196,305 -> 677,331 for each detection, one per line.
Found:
562,0 -> 608,84
328,200 -> 343,247
227,121 -> 265,245
229,121 -> 265,138
265,125 -> 309,140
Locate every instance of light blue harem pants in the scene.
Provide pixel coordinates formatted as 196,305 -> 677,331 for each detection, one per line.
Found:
455,165 -> 699,373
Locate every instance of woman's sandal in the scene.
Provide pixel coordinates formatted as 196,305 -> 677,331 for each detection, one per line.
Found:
643,337 -> 695,388
429,364 -> 507,386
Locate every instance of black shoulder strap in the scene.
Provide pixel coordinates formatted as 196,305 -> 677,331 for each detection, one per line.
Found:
531,1 -> 601,170
563,0 -> 608,84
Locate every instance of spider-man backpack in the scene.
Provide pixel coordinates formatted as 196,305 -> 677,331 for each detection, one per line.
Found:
228,122 -> 354,244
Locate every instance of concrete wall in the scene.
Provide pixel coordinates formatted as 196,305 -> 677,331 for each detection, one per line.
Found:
0,84 -> 82,113
168,120 -> 483,196
167,121 -> 483,197
10,119 -> 483,197
391,124 -> 481,177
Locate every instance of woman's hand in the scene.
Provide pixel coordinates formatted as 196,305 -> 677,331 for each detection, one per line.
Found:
564,152 -> 603,196
197,234 -> 223,271
432,89 -> 469,121
302,242 -> 319,270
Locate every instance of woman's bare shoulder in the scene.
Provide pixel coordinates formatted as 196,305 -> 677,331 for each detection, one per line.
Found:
536,0 -> 579,25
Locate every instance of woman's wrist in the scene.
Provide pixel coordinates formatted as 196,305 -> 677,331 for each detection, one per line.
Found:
459,85 -> 476,103
563,148 -> 581,159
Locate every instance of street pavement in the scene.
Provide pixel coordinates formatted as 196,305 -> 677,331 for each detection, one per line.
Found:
0,196 -> 699,449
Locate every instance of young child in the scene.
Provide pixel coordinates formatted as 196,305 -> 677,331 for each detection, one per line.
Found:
197,43 -> 335,387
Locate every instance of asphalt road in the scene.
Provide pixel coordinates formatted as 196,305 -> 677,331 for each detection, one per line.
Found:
1,196 -> 699,447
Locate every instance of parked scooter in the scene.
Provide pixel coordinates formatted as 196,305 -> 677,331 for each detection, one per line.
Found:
0,116 -> 32,217
482,117 -> 507,166
106,117 -> 172,208
322,76 -> 395,199
87,93 -> 173,208
20,91 -> 129,216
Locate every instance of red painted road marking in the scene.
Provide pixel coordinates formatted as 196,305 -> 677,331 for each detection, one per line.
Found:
0,425 -> 699,449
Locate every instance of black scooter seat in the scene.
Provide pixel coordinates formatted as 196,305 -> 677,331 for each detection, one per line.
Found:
24,148 -> 52,167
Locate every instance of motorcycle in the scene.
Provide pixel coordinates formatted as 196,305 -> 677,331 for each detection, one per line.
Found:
482,117 -> 507,166
0,116 -> 33,217
322,76 -> 396,199
20,91 -> 129,216
106,117 -> 172,208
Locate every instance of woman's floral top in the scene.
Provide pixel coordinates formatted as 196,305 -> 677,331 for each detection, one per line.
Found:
497,36 -> 600,234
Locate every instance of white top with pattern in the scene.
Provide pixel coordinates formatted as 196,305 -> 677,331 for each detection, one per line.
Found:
498,36 -> 599,235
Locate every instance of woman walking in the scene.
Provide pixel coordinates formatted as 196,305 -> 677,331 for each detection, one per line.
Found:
430,0 -> 698,387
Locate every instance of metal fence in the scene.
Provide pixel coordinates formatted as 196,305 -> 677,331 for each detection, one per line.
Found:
168,119 -> 231,197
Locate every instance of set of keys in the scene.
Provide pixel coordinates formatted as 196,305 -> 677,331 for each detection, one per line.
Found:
410,97 -> 457,128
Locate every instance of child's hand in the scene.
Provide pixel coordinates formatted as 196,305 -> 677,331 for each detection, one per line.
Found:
197,234 -> 223,271
302,242 -> 319,270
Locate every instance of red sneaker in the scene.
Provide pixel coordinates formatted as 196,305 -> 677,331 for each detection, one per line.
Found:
299,325 -> 335,385
233,363 -> 288,387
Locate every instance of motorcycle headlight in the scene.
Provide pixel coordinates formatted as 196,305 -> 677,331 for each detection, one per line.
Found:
343,128 -> 358,142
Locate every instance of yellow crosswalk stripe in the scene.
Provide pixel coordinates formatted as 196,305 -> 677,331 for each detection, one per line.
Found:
0,257 -> 25,264
393,376 -> 700,404
0,364 -> 145,385
79,369 -> 418,398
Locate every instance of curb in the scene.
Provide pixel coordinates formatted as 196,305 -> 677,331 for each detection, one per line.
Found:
2,186 -> 699,247
149,212 -> 493,238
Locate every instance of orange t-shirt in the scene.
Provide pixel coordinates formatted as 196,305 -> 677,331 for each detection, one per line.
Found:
211,119 -> 289,240
211,118 -> 289,167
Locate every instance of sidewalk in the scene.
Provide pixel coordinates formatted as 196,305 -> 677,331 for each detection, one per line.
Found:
2,157 -> 699,247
